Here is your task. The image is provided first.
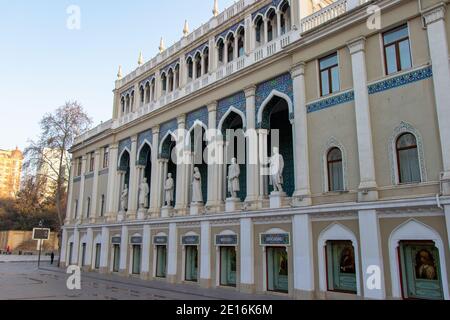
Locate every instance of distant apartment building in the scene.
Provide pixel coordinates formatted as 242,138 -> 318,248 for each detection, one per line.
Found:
0,147 -> 23,199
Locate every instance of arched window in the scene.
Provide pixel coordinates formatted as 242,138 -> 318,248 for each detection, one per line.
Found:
280,0 -> 291,35
121,97 -> 125,114
237,28 -> 245,57
267,9 -> 276,42
161,73 -> 167,92
150,79 -> 156,101
217,39 -> 225,64
327,148 -> 343,191
174,65 -> 180,89
203,48 -> 209,74
227,34 -> 235,62
396,133 -> 421,184
194,53 -> 202,78
145,83 -> 150,103
187,57 -> 194,80
167,69 -> 174,93
139,86 -> 145,105
255,16 -> 264,46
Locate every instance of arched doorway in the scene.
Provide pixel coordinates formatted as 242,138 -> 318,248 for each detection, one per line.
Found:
137,143 -> 152,208
118,149 -> 130,211
160,133 -> 177,206
260,95 -> 294,197
220,111 -> 246,202
188,124 -> 208,204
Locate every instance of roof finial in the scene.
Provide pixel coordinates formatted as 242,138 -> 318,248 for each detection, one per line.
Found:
213,0 -> 219,17
117,65 -> 122,79
159,37 -> 166,53
183,20 -> 190,37
138,51 -> 144,66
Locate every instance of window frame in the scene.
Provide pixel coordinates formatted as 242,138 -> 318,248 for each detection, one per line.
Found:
396,132 -> 420,184
327,147 -> 344,192
383,24 -> 412,75
319,52 -> 340,97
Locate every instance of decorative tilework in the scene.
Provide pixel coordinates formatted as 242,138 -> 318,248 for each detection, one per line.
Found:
120,87 -> 135,98
185,42 -> 209,60
368,66 -> 433,94
217,91 -> 246,127
215,21 -> 245,41
256,73 -> 294,126
139,74 -> 156,88
251,0 -> 284,19
138,129 -> 152,152
160,59 -> 180,75
118,138 -> 131,159
159,119 -> 178,144
306,91 -> 355,114
186,106 -> 208,130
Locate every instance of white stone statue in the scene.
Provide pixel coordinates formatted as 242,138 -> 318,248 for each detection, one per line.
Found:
138,177 -> 149,209
120,184 -> 128,211
269,147 -> 284,193
164,173 -> 174,207
192,167 -> 203,203
227,158 -> 240,199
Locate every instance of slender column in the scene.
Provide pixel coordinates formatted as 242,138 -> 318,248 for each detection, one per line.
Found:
200,221 -> 211,288
244,86 -> 259,209
347,38 -> 378,201
193,59 -> 198,80
60,228 -> 68,266
127,136 -> 138,218
206,102 -> 220,211
291,63 -> 312,206
423,5 -> 450,194
141,225 -> 151,279
276,11 -> 282,37
257,129 -> 269,200
149,126 -> 160,215
234,36 -> 239,59
175,114 -> 188,215
200,54 -> 205,77
167,223 -> 178,283
155,71 -> 161,100
90,150 -> 101,221
72,228 -> 80,265
77,156 -> 87,222
208,37 -> 215,71
245,14 -> 253,53
263,18 -> 269,44
65,160 -> 75,223
84,227 -> 93,269
239,218 -> 254,293
119,225 -> 129,274
106,143 -> 119,217
99,226 -> 110,273
224,40 -> 229,64
359,209 -> 386,299
292,214 -> 314,298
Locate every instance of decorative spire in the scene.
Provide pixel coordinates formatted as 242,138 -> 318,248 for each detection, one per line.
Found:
183,20 -> 190,37
138,51 -> 144,66
213,0 -> 219,17
117,65 -> 122,79
159,37 -> 165,53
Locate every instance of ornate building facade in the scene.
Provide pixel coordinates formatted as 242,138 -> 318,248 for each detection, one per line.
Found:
0,147 -> 23,199
61,0 -> 450,300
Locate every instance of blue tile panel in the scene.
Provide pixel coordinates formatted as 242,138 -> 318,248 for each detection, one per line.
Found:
118,138 -> 131,157
120,86 -> 135,98
139,74 -> 156,88
306,91 -> 355,113
186,106 -> 209,129
217,91 -> 247,127
215,21 -> 245,41
160,59 -> 180,74
185,42 -> 209,60
368,66 -> 433,94
159,119 -> 178,144
138,129 -> 153,151
251,0 -> 285,19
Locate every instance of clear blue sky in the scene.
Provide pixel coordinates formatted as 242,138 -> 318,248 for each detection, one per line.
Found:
0,0 -> 235,151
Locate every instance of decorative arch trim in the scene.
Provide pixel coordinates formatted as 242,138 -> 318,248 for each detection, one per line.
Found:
217,106 -> 247,133
256,89 -> 293,128
321,137 -> 348,193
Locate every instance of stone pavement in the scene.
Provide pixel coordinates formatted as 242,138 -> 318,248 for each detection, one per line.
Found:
0,254 -> 55,263
0,262 -> 291,300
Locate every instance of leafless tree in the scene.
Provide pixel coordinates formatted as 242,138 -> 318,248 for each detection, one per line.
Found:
24,101 -> 92,227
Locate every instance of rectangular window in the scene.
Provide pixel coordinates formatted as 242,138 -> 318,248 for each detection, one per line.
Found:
103,147 -> 109,169
319,53 -> 340,96
86,198 -> 91,218
399,241 -> 444,300
89,153 -> 95,172
100,195 -> 105,217
185,246 -> 198,282
383,24 -> 412,75
68,242 -> 74,265
156,245 -> 167,278
113,244 -> 120,272
95,244 -> 101,269
132,245 -> 141,275
76,158 -> 82,176
326,241 -> 357,294
81,243 -> 86,266
74,200 -> 78,219
220,247 -> 237,287
266,247 -> 289,293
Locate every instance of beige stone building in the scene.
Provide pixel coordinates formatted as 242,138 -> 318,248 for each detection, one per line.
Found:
0,147 -> 23,199
61,0 -> 450,300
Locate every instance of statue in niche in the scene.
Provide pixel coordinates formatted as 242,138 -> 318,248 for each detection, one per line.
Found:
227,157 -> 240,199
191,167 -> 203,203
269,147 -> 284,193
120,184 -> 129,211
138,177 -> 149,209
164,173 -> 174,207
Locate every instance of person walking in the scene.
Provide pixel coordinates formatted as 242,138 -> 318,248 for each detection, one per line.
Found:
50,252 -> 55,265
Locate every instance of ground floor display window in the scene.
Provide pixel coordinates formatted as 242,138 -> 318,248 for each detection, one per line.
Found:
112,244 -> 120,273
156,245 -> 167,278
81,243 -> 86,266
399,241 -> 444,300
94,244 -> 101,269
68,242 -> 73,265
220,247 -> 236,287
132,245 -> 141,275
326,240 -> 357,294
266,247 -> 288,293
185,245 -> 198,282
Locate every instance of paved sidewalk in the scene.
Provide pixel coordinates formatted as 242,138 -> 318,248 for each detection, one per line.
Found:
0,254 -> 56,263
